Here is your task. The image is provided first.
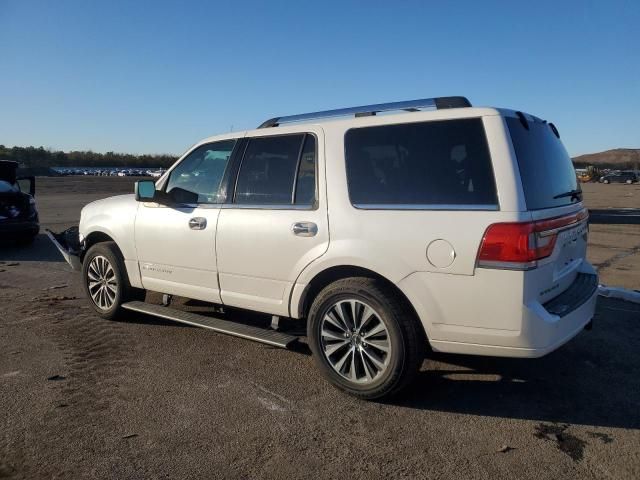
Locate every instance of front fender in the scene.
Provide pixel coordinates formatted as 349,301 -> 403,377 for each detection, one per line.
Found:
79,195 -> 141,287
79,195 -> 139,262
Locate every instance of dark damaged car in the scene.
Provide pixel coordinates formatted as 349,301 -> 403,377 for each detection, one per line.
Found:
0,160 -> 39,244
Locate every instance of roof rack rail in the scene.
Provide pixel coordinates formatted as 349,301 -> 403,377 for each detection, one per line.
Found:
257,96 -> 471,128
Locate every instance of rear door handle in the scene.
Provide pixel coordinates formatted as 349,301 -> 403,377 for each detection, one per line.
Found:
189,217 -> 207,230
292,222 -> 318,237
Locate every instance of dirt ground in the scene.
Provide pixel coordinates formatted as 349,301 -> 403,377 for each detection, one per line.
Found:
1,178 -> 639,479
578,183 -> 640,291
580,182 -> 640,210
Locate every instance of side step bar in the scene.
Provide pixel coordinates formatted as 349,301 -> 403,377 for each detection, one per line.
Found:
121,301 -> 299,349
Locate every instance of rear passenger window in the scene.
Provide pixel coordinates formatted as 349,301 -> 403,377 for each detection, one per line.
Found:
235,134 -> 317,206
294,135 -> 316,205
345,119 -> 497,208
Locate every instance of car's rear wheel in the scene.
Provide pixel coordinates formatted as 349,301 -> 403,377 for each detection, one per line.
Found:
307,277 -> 425,399
626,179 -> 632,184
603,179 -> 610,184
82,241 -> 144,319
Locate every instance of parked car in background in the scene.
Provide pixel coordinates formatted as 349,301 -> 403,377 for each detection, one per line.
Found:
147,169 -> 164,178
0,160 -> 39,244
600,171 -> 638,184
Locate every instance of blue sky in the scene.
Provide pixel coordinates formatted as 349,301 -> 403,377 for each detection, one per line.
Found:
1,0 -> 638,157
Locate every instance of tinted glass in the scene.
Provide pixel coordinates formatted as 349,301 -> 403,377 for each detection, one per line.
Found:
235,134 -> 304,204
506,117 -> 579,210
294,135 -> 316,205
0,180 -> 18,193
0,162 -> 17,184
345,119 -> 497,206
166,140 -> 235,203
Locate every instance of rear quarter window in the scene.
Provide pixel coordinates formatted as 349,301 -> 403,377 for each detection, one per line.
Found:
344,118 -> 498,208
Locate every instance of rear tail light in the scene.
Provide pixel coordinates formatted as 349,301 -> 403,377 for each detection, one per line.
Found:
477,209 -> 588,270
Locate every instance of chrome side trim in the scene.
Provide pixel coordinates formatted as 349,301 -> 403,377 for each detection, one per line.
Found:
141,202 -> 223,209
477,260 -> 537,271
352,203 -> 499,211
538,218 -> 589,238
221,203 -> 316,211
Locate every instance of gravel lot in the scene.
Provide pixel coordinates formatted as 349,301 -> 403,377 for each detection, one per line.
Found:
1,178 -> 639,479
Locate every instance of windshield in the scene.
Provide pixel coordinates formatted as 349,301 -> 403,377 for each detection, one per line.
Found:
506,116 -> 580,210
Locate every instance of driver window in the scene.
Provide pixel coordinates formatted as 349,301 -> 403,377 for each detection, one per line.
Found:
166,140 -> 236,203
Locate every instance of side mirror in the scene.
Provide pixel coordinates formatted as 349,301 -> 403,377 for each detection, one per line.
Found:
135,180 -> 157,202
17,176 -> 36,196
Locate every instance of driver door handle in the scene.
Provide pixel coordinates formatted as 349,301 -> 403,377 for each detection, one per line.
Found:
189,217 -> 207,230
292,222 -> 318,237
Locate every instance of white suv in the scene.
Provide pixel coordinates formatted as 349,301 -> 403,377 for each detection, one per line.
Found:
59,96 -> 598,399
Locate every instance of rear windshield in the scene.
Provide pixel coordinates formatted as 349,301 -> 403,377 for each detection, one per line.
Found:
344,118 -> 498,208
0,180 -> 18,193
506,117 -> 580,210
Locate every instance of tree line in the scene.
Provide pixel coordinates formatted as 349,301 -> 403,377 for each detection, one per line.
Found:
3,144 -> 637,172
0,145 -> 178,168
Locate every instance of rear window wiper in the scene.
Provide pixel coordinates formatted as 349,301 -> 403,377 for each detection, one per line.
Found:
553,189 -> 582,201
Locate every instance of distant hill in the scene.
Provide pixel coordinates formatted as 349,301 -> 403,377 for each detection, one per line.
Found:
573,149 -> 640,170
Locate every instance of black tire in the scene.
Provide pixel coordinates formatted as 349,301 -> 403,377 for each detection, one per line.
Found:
82,241 -> 144,320
307,277 -> 425,400
603,179 -> 610,184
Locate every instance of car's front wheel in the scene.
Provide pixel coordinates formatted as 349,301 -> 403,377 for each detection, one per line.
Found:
82,241 -> 144,319
307,277 -> 425,399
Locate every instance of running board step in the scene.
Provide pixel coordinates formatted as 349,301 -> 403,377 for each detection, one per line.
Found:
121,301 -> 299,349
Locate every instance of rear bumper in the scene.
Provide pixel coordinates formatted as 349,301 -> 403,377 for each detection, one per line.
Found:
399,262 -> 599,358
429,284 -> 597,358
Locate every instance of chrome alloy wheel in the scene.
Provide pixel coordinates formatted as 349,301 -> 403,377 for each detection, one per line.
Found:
87,255 -> 118,310
320,299 -> 392,384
